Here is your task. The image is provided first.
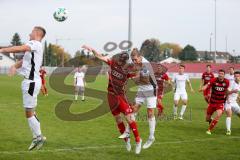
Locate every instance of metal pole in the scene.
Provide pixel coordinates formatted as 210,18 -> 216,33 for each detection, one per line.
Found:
210,33 -> 212,54
214,0 -> 217,63
128,0 -> 132,52
225,36 -> 228,53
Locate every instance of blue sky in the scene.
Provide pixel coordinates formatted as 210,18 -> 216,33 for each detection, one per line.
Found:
0,0 -> 239,56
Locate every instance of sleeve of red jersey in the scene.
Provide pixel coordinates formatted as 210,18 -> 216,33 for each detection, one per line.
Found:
164,73 -> 169,80
208,78 -> 215,87
201,73 -> 204,80
106,59 -> 113,66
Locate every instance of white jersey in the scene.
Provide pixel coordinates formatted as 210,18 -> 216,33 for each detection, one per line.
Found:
138,57 -> 157,91
74,72 -> 85,86
172,73 -> 190,93
228,81 -> 240,103
18,40 -> 43,81
226,74 -> 235,87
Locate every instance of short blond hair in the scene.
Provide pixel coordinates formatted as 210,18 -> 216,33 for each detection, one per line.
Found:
34,26 -> 46,38
131,48 -> 141,57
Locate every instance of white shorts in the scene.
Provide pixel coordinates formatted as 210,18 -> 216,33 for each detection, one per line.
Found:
135,90 -> 157,108
225,102 -> 240,114
174,92 -> 188,101
21,79 -> 41,108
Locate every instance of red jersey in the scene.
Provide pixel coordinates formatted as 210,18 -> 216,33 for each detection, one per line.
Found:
208,78 -> 229,104
107,59 -> 134,95
155,73 -> 169,95
39,69 -> 46,80
202,72 -> 214,85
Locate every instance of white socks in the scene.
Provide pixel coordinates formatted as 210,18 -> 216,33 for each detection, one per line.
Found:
180,105 -> 187,117
75,95 -> 78,100
148,116 -> 156,139
226,117 -> 231,131
28,116 -> 41,138
173,105 -> 178,116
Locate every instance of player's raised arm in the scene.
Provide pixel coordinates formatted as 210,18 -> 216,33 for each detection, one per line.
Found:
0,45 -> 31,54
8,59 -> 23,77
82,45 -> 109,63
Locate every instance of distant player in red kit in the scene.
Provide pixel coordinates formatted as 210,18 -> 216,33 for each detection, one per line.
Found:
82,45 -> 142,154
39,66 -> 48,96
199,65 -> 214,103
201,69 -> 229,135
155,64 -> 171,117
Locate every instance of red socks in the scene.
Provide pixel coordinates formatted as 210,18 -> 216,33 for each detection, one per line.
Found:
208,119 -> 219,131
129,121 -> 140,143
117,122 -> 125,134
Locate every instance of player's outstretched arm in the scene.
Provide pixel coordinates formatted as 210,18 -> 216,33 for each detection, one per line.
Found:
82,45 -> 109,63
8,60 -> 23,77
0,45 -> 31,54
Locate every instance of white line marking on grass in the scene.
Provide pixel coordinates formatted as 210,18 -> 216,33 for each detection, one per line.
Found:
1,136 -> 240,155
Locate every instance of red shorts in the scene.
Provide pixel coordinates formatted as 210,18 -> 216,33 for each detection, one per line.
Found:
206,103 -> 224,116
107,93 -> 133,116
41,79 -> 46,85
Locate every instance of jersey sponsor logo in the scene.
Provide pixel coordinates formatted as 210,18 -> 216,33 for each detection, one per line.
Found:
214,86 -> 225,91
111,70 -> 123,79
205,77 -> 210,80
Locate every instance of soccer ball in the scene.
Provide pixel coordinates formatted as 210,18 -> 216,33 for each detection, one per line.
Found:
53,7 -> 68,22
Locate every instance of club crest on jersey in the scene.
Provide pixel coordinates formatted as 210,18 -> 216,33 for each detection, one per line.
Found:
111,70 -> 123,79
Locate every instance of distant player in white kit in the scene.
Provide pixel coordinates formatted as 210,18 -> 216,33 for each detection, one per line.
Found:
225,67 -> 235,86
0,26 -> 46,150
74,67 -> 86,101
225,71 -> 240,135
172,65 -> 194,120
119,48 -> 157,149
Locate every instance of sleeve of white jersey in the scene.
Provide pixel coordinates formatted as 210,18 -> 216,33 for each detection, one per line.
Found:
144,62 -> 157,86
26,41 -> 38,51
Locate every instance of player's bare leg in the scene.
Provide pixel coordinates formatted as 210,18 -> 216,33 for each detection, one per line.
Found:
173,100 -> 179,120
206,109 -> 223,135
41,85 -> 46,96
179,99 -> 187,120
157,98 -> 164,117
74,87 -> 79,101
225,108 -> 232,135
43,85 -> 48,96
26,109 -> 46,150
143,108 -> 156,149
114,114 -> 131,152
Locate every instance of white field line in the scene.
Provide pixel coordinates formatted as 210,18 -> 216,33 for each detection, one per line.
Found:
0,136 -> 240,155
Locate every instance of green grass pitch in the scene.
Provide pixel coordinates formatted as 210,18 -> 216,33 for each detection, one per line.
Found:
0,75 -> 240,160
